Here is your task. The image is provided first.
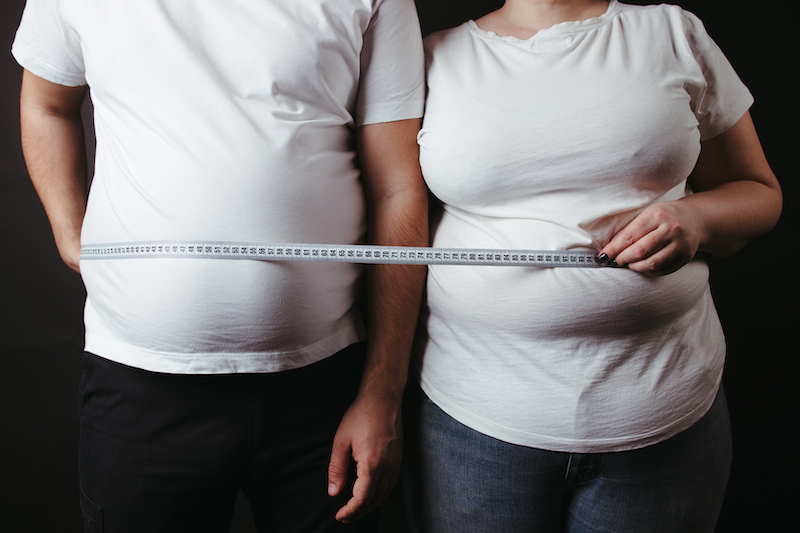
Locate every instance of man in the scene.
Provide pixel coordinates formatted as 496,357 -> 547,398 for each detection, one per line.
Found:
12,1 -> 427,531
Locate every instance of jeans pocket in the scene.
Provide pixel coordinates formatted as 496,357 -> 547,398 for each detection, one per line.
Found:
79,485 -> 103,533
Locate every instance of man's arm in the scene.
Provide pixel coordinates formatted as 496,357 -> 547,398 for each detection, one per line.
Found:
20,69 -> 89,273
327,118 -> 428,523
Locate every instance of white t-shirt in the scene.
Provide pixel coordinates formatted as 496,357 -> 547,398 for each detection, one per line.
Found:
416,1 -> 752,452
12,0 -> 424,374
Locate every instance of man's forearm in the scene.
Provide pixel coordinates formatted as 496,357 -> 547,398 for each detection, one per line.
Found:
20,70 -> 89,272
358,118 -> 428,402
361,191 -> 428,402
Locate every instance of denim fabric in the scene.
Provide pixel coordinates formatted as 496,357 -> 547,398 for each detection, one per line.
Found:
78,345 -> 378,533
402,386 -> 731,533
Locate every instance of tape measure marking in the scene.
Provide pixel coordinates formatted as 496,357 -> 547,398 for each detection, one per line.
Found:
80,241 -> 618,268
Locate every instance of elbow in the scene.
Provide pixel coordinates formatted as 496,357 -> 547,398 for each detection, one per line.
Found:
710,186 -> 783,258
758,178 -> 784,236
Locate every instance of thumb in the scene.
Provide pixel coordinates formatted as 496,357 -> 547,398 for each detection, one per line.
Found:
327,437 -> 351,497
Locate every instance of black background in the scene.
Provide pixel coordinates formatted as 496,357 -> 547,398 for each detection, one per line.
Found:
1,1 -> 796,531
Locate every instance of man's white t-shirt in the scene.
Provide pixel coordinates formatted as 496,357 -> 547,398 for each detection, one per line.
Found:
417,1 -> 752,452
12,0 -> 425,374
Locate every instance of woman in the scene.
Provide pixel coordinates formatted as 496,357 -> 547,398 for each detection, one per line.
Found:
405,1 -> 782,532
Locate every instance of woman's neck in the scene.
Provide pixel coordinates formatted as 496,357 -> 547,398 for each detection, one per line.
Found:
476,0 -> 610,39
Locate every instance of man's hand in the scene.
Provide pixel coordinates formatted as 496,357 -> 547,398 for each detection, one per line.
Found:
327,393 -> 403,523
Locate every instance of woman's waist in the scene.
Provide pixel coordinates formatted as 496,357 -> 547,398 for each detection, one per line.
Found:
425,260 -> 712,339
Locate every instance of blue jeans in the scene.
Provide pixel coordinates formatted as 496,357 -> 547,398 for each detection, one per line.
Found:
402,386 -> 731,533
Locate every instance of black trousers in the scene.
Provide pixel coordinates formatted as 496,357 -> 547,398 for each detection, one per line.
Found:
78,344 -> 378,533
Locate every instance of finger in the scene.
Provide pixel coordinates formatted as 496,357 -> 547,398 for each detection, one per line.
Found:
327,439 -> 351,498
625,242 -> 691,275
612,226 -> 670,267
600,217 -> 659,263
335,465 -> 377,523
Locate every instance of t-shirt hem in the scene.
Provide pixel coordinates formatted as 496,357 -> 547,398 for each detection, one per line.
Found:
698,95 -> 753,141
85,326 -> 364,375
418,373 -> 722,453
11,44 -> 86,87
356,96 -> 424,127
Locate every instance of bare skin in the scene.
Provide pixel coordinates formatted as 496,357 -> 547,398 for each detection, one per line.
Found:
20,70 -> 88,274
476,0 -> 611,39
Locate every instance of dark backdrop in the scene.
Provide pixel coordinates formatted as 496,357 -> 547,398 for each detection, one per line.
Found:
1,1 -> 796,531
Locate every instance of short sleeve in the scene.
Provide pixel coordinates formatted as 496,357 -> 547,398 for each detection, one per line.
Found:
11,0 -> 86,87
680,10 -> 753,140
356,0 -> 425,126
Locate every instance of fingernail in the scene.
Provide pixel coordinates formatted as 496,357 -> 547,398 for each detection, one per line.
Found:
597,253 -> 609,263
328,483 -> 337,495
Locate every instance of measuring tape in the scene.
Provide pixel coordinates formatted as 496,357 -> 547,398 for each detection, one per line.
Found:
81,241 -> 620,268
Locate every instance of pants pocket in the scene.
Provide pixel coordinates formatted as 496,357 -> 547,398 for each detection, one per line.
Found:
79,485 -> 103,533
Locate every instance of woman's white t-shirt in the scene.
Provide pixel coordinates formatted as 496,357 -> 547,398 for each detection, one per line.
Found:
416,0 -> 752,452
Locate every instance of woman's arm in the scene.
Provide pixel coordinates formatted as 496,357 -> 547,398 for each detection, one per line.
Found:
20,69 -> 89,273
599,111 -> 782,275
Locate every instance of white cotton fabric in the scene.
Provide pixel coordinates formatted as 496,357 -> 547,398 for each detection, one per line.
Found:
12,0 -> 424,374
416,1 -> 752,452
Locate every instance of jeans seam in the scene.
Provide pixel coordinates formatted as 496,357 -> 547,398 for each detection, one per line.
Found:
564,453 -> 572,483
77,352 -> 90,414
79,484 -> 103,532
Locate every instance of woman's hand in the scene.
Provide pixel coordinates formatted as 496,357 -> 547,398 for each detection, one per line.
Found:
599,111 -> 781,276
599,200 -> 705,276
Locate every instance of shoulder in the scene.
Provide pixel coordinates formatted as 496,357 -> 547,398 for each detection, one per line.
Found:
423,22 -> 472,50
615,2 -> 704,31
614,2 -> 716,54
616,1 -> 688,17
423,22 -> 473,57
